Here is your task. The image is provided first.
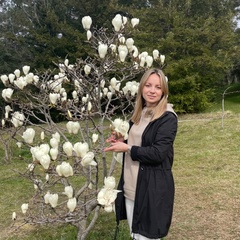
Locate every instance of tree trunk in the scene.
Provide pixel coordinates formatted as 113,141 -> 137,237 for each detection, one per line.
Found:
77,219 -> 87,240
77,206 -> 100,240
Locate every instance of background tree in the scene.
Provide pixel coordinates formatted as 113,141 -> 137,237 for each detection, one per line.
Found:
0,0 -> 239,114
113,0 -> 240,112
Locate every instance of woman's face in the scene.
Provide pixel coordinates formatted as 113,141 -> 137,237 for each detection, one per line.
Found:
142,73 -> 163,107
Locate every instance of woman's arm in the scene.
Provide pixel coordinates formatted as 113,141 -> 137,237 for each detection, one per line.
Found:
131,113 -> 178,165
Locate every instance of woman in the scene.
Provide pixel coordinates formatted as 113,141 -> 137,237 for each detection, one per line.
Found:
104,68 -> 178,240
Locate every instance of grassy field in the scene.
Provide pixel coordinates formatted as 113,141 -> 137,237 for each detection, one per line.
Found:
0,93 -> 239,240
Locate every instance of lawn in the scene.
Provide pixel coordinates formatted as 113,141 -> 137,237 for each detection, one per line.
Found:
0,99 -> 240,239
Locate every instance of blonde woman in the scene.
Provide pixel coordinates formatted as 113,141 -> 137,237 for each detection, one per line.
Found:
104,68 -> 178,240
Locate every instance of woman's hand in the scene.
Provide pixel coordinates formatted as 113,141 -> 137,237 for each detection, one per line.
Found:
106,131 -> 124,143
104,142 -> 128,153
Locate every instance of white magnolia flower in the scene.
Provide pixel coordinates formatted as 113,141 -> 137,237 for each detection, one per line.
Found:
44,191 -> 51,204
5,105 -> 12,119
0,75 -> 8,85
11,112 -> 25,128
122,16 -> 127,25
87,30 -> 92,40
160,54 -> 165,64
61,91 -> 67,102
49,93 -> 60,104
8,73 -> 15,83
56,162 -> 73,177
22,128 -> 35,144
39,143 -> 50,154
40,131 -> 45,140
111,118 -> 130,140
31,146 -> 46,162
14,76 -> 28,89
45,173 -> 49,182
84,65 -> 91,75
131,18 -> 140,28
87,101 -> 92,111
72,90 -> 78,99
81,151 -> 97,167
66,121 -> 80,134
146,55 -> 153,67
110,77 -> 120,91
39,154 -> 51,169
112,14 -> 122,32
92,133 -> 99,143
82,16 -> 92,30
132,46 -> 139,58
63,141 -> 73,157
33,75 -> 39,85
21,203 -> 28,214
130,83 -> 139,96
104,205 -> 114,212
26,72 -> 34,84
104,176 -> 116,190
52,132 -> 61,142
67,198 -> 77,212
50,137 -> 59,149
73,142 -> 89,158
110,44 -> 117,53
12,212 -> 17,220
103,87 -> 108,96
23,65 -> 30,75
14,69 -> 21,78
98,43 -> 108,58
64,59 -> 69,66
97,187 -> 120,212
107,92 -> 112,100
118,35 -> 125,44
122,81 -> 139,96
82,96 -> 88,103
50,148 -> 58,160
2,88 -> 14,101
49,79 -> 62,93
48,193 -> 58,208
139,51 -> 148,59
140,56 -> 146,67
118,45 -> 128,62
153,49 -> 159,60
62,185 -> 74,198
126,38 -> 134,50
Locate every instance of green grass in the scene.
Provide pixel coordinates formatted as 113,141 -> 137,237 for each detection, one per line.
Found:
1,96 -> 240,239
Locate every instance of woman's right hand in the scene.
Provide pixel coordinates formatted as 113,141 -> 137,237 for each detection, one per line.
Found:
106,131 -> 124,143
104,142 -> 128,152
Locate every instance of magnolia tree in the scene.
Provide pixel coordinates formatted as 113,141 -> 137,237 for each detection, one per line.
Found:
1,14 -> 165,239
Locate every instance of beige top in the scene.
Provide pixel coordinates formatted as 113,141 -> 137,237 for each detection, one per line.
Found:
123,108 -> 151,201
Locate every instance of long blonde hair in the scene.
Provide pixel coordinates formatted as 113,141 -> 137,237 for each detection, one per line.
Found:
131,68 -> 169,124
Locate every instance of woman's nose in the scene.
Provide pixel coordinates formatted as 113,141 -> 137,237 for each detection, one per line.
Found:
150,87 -> 156,92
